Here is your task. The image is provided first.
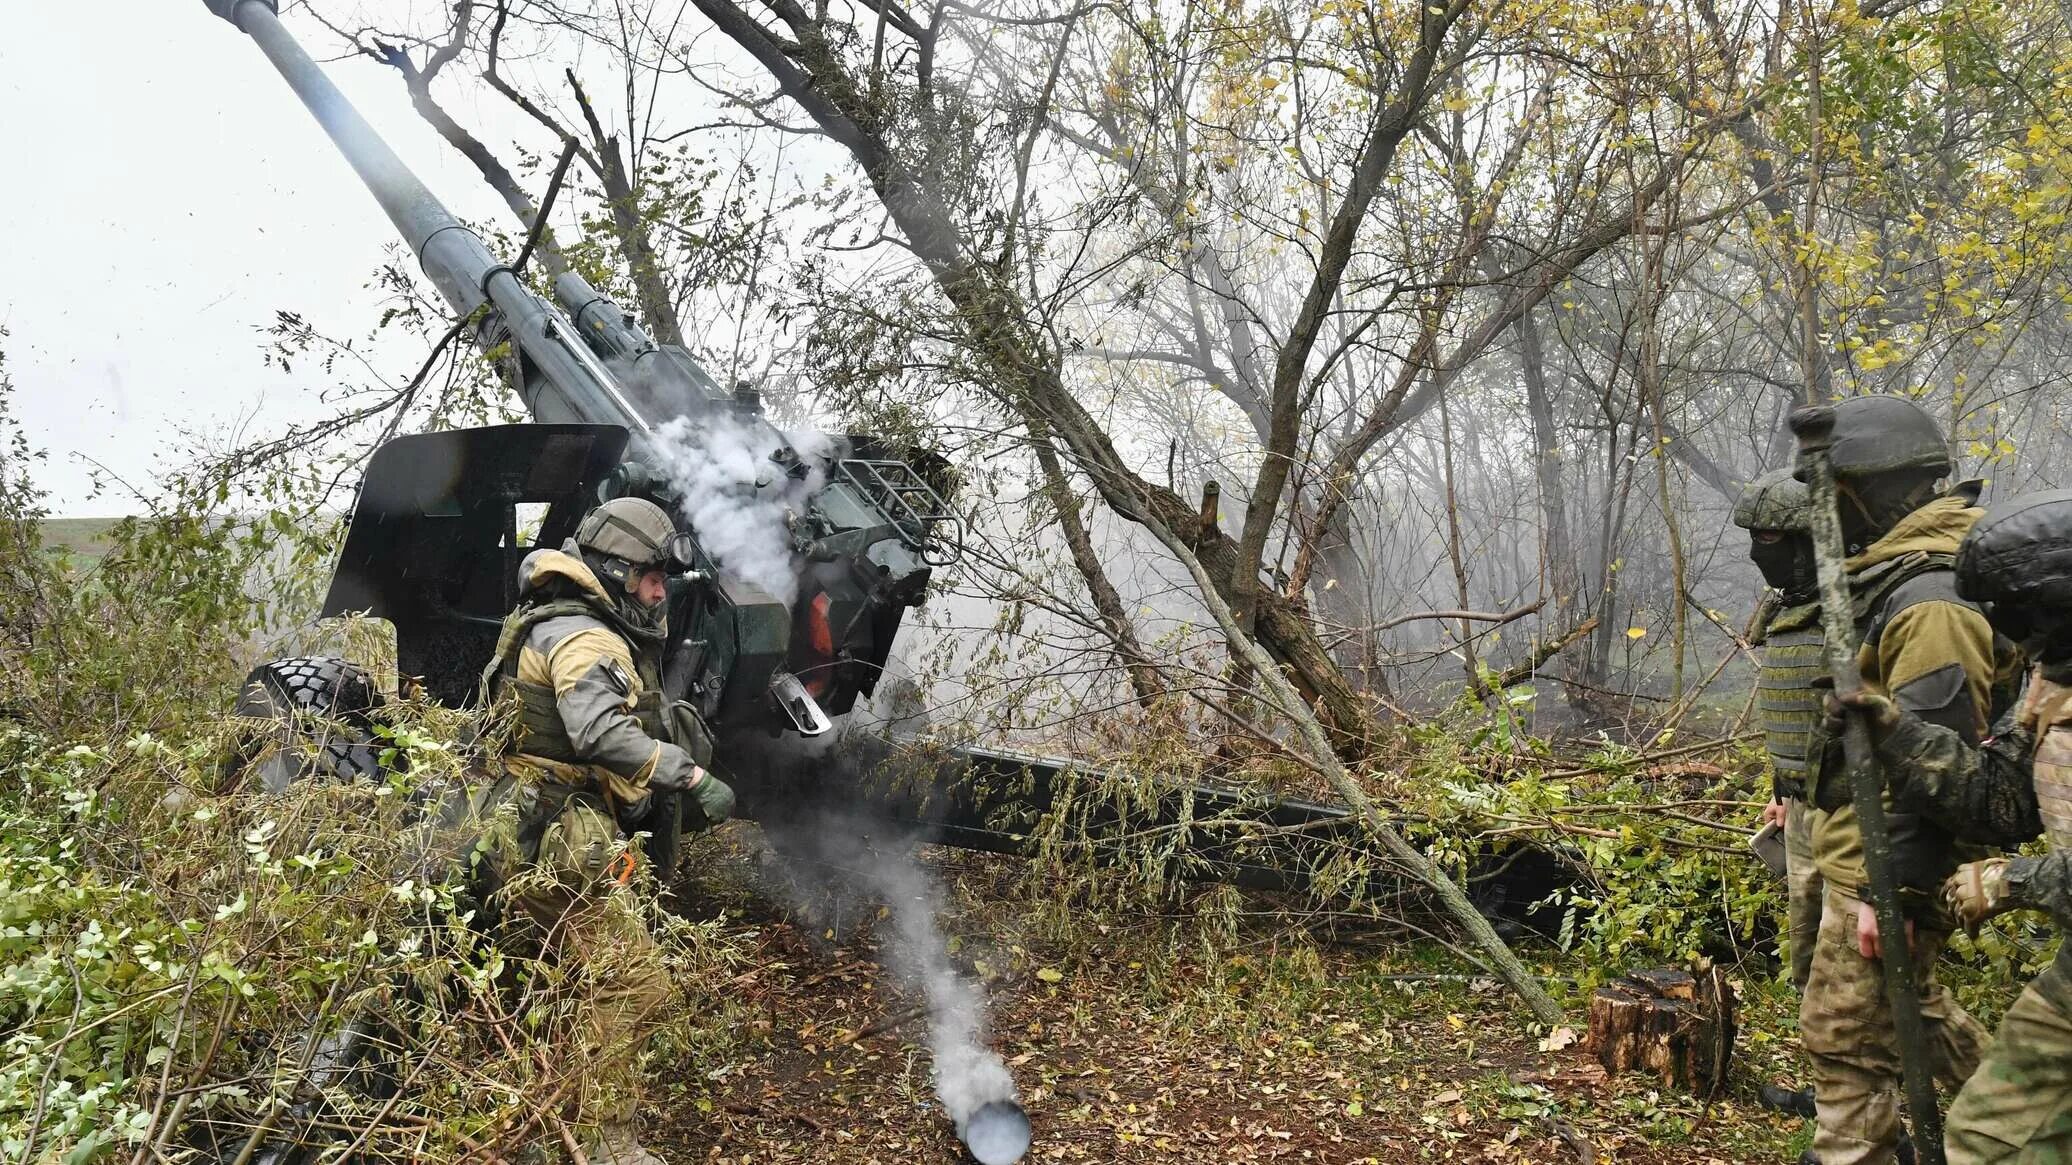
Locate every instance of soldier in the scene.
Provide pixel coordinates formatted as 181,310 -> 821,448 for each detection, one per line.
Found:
1797,396 -> 2018,1165
1734,470 -> 1826,1118
1736,469 -> 1827,993
480,496 -> 737,1165
1834,490 -> 2072,1163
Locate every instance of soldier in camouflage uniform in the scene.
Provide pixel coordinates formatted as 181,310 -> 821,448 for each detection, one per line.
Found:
1736,469 -> 1827,995
1798,397 -> 2018,1165
480,496 -> 736,1165
1837,490 -> 2072,1163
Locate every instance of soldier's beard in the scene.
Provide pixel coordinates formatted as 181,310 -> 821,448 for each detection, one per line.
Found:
622,594 -> 667,635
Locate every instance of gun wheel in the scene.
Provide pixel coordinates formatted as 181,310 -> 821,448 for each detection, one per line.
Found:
225,656 -> 389,790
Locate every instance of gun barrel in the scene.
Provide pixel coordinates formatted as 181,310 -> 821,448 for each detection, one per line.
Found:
205,0 -> 650,434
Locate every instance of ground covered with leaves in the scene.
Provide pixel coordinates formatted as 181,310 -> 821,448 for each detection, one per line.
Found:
637,838 -> 1826,1165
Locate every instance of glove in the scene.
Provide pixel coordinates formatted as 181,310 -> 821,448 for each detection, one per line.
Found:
1941,858 -> 2015,935
687,768 -> 736,827
1821,687 -> 1903,739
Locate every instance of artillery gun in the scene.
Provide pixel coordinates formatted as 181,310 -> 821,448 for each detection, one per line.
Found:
200,0 -> 1457,899
199,2 -> 1570,1158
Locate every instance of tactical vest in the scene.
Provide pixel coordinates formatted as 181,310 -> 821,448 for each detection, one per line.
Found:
1801,550 -> 1962,810
2021,674 -> 2072,850
1758,602 -> 1826,800
1853,551 -> 1959,650
480,597 -> 666,764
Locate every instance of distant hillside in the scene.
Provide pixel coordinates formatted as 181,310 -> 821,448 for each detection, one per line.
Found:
39,517 -> 123,564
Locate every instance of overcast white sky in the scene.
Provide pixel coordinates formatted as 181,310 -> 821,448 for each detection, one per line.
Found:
2,2 -> 535,515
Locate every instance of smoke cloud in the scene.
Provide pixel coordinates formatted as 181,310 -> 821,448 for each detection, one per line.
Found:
759,766 -> 1026,1163
861,841 -> 1022,1153
641,413 -> 833,608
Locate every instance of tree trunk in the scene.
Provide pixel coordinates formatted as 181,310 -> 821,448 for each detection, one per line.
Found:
1032,438 -> 1165,707
1587,963 -> 1735,1095
684,0 -> 1390,758
565,71 -> 686,347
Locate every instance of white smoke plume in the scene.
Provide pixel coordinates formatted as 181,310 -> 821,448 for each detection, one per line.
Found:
862,847 -> 1020,1146
642,414 -> 833,608
760,787 -> 1026,1163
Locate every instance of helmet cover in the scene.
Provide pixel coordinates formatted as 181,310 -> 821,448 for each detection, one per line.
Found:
1955,490 -> 2072,661
1812,395 -> 1952,480
1733,469 -> 1812,533
576,497 -> 677,582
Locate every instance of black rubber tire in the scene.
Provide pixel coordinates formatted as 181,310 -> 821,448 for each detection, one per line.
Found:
230,656 -> 389,789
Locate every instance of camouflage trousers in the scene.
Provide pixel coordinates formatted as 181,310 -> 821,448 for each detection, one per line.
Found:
1944,958 -> 2072,1164
1787,800 -> 1824,992
484,775 -> 671,1129
1802,886 -> 1991,1165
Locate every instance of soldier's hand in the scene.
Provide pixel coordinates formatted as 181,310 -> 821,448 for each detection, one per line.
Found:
688,767 -> 736,825
1854,898 -> 1915,961
1822,688 -> 1902,739
1760,800 -> 1789,829
1941,858 -> 2015,936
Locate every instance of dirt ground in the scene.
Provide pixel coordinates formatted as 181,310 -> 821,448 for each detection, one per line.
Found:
643,843 -> 1808,1165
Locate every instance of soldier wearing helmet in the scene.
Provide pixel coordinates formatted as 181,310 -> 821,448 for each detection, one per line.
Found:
479,495 -> 735,1165
1831,491 -> 2072,1163
1793,396 -> 2018,1165
1734,470 -> 1826,1000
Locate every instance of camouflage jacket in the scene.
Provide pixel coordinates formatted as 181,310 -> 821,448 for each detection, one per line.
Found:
1811,494 -> 2023,918
486,548 -> 702,809
1881,664 -> 2072,928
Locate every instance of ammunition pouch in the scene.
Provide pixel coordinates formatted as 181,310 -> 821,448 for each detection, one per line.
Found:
466,768 -> 575,919
668,700 -> 716,770
508,677 -> 582,762
634,688 -> 666,738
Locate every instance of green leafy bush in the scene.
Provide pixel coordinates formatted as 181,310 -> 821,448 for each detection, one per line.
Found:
0,364 -> 746,1163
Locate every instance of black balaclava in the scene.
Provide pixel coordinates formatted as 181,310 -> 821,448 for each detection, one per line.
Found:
1835,468 -> 1945,555
1749,532 -> 1819,605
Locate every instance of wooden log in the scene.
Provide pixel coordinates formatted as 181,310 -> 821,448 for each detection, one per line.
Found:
1585,960 -> 1736,1094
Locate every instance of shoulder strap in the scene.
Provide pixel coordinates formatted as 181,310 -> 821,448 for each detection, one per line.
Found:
1853,551 -> 1959,631
477,597 -> 609,705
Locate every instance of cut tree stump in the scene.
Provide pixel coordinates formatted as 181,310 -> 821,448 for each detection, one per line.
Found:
1585,961 -> 1736,1094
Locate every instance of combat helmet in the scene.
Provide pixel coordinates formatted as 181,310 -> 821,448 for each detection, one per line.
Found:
1818,395 -> 1952,480
1797,395 -> 1954,549
575,496 -> 688,589
1732,469 -> 1811,533
1955,489 -> 2072,660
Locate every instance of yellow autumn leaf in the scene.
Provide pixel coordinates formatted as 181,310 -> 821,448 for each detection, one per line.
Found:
1626,627 -> 1648,640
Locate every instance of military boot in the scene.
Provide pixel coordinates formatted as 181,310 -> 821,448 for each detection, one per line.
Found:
580,1120 -> 666,1165
1760,1083 -> 1817,1119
